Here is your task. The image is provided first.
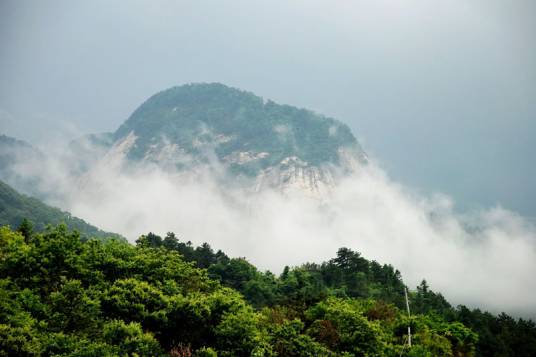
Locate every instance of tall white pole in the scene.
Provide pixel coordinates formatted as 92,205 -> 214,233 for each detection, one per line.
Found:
404,287 -> 412,347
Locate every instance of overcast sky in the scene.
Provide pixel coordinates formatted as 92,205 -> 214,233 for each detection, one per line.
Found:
1,0 -> 535,216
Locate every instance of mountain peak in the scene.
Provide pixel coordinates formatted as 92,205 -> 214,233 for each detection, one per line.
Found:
113,83 -> 366,180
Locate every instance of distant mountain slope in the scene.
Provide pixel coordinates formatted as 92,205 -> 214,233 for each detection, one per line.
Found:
0,179 -> 124,241
97,83 -> 368,197
67,132 -> 115,174
115,83 -> 365,169
0,134 -> 46,196
0,134 -> 43,166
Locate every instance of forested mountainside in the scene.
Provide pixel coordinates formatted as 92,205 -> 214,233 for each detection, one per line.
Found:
64,83 -> 368,197
113,83 -> 366,174
0,180 -> 123,242
1,224 -> 534,356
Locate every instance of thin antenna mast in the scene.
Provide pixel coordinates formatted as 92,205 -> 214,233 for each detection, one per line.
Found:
404,287 -> 412,347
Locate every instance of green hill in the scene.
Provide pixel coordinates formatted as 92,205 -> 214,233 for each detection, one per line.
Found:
0,180 -> 124,241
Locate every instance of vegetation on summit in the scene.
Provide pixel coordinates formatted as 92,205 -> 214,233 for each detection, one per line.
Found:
114,83 -> 366,175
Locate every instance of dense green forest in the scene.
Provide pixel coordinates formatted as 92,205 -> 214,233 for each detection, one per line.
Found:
1,224 -> 535,356
0,180 -> 123,242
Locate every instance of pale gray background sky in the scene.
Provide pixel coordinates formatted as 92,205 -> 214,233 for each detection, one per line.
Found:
1,0 -> 535,216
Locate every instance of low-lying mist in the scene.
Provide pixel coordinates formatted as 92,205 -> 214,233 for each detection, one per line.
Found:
5,144 -> 536,319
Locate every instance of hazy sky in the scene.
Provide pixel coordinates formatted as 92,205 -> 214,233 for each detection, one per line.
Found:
1,0 -> 535,216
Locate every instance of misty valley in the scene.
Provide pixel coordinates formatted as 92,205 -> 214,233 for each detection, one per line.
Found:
1,84 -> 535,356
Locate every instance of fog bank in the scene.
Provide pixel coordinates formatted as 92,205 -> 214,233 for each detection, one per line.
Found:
38,151 -> 534,319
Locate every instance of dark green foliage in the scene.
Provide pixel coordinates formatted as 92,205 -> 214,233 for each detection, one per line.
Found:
102,320 -> 164,356
135,232 -> 163,248
268,319 -> 333,356
48,280 -> 101,334
16,219 -> 33,242
412,279 -> 452,317
454,306 -> 536,356
0,225 -> 534,356
0,180 -> 124,242
306,298 -> 386,355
